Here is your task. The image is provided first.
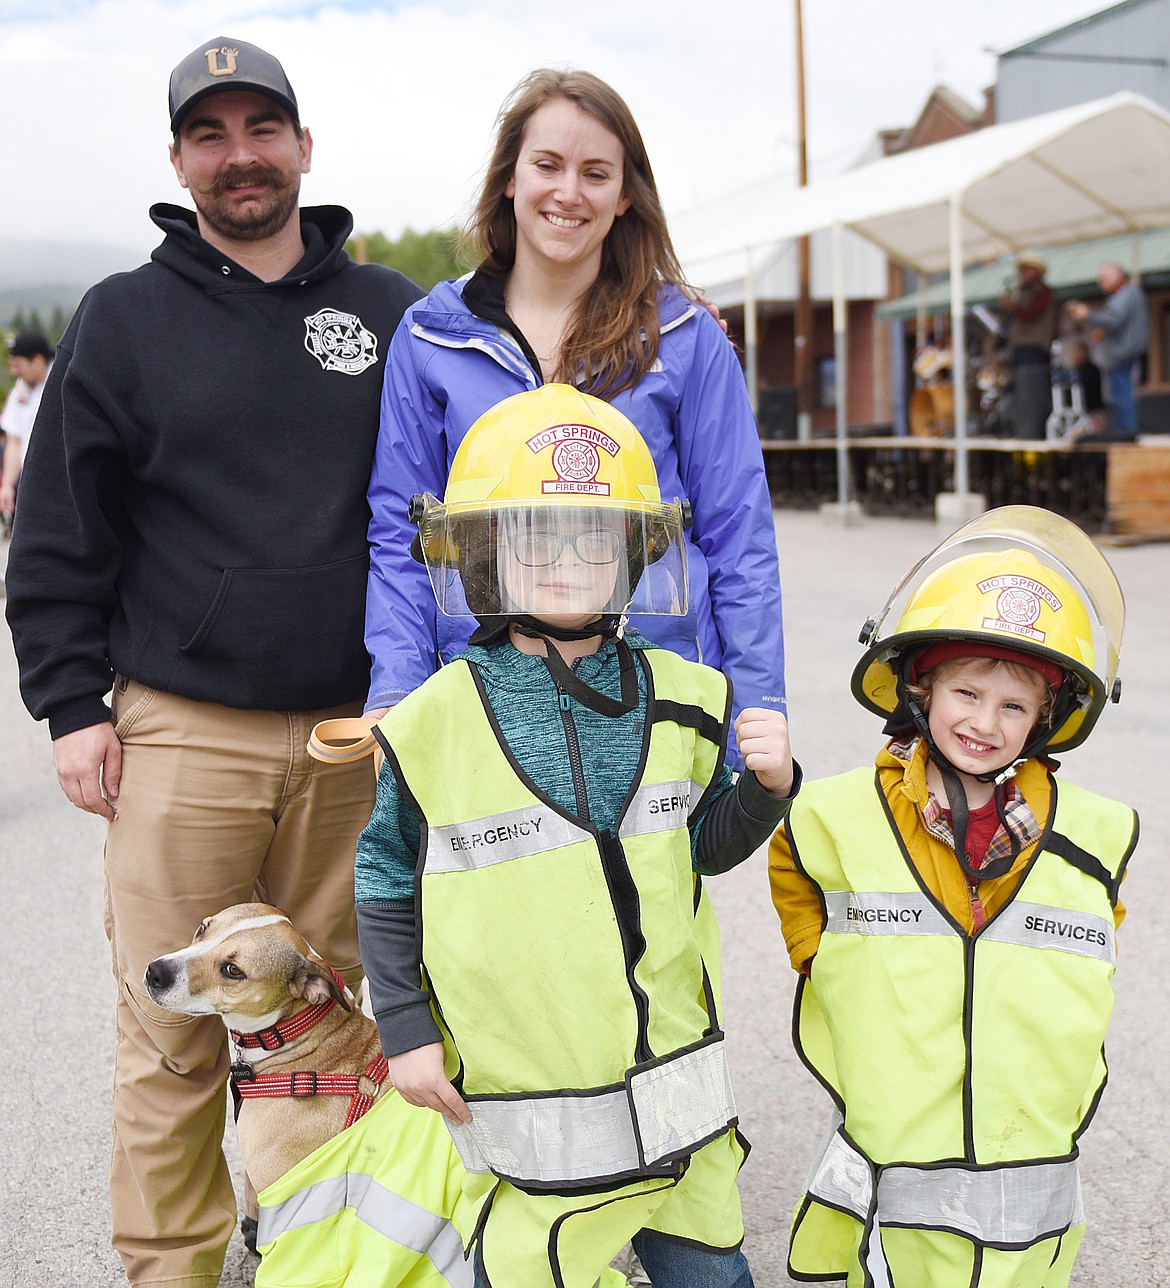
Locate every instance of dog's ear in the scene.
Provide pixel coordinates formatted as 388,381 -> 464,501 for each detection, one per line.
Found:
290,957 -> 353,1012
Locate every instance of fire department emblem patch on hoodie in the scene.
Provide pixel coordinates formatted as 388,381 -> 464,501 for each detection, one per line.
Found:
304,308 -> 379,375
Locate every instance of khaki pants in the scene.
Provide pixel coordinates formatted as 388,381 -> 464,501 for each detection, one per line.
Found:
104,680 -> 374,1286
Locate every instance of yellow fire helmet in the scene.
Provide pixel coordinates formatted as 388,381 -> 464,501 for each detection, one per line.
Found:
411,385 -> 691,619
852,505 -> 1125,753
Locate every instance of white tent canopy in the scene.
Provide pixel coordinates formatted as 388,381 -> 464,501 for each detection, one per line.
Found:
702,91 -> 1170,507
717,92 -> 1170,271
680,229 -> 887,309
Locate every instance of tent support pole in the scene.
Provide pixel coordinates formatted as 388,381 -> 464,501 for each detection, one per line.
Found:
934,193 -> 984,524
950,194 -> 970,498
916,276 -> 927,351
833,223 -> 849,511
744,247 -> 759,414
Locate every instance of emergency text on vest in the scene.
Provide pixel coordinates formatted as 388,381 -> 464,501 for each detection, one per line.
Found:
846,905 -> 924,925
449,817 -> 543,852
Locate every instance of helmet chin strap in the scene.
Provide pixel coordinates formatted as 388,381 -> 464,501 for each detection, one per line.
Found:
482,613 -> 640,718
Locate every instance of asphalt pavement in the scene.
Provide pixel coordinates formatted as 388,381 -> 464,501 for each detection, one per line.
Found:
2,507 -> 1168,1287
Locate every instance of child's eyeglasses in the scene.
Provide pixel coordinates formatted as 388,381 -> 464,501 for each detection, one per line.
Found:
513,529 -> 624,567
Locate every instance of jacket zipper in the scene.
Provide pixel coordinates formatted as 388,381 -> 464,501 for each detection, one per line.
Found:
962,935 -> 977,1162
556,683 -> 653,1062
555,685 -> 590,823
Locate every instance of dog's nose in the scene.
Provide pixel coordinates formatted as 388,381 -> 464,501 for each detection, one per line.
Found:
145,958 -> 175,995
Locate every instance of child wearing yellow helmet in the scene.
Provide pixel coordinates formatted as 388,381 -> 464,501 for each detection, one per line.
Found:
768,505 -> 1137,1288
356,386 -> 795,1288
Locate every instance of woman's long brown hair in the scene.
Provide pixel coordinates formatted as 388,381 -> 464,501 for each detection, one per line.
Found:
463,69 -> 691,399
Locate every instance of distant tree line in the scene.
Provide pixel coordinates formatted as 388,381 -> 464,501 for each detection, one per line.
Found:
6,304 -> 72,345
346,227 -> 469,290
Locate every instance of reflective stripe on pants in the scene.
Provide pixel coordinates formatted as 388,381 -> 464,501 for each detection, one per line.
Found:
258,1171 -> 471,1286
806,1121 -> 1084,1247
448,1037 -> 736,1185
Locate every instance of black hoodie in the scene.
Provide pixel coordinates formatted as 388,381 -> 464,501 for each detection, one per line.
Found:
6,204 -> 422,737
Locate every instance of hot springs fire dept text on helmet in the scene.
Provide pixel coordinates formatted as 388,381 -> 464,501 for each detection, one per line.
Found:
852,505 -> 1124,753
410,385 -> 691,618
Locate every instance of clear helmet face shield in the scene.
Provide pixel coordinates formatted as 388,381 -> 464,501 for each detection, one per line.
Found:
415,496 -> 689,620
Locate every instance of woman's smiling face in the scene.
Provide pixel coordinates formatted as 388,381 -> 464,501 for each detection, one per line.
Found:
505,96 -> 631,279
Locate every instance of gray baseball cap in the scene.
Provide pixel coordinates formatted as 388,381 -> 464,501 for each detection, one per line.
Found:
169,37 -> 299,133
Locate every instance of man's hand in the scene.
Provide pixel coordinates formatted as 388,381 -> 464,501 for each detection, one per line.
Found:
386,1042 -> 471,1123
53,722 -> 122,820
362,706 -> 391,776
695,292 -> 730,336
734,708 -> 793,798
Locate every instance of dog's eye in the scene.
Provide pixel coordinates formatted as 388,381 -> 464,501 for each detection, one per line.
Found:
194,920 -> 208,940
221,962 -> 246,981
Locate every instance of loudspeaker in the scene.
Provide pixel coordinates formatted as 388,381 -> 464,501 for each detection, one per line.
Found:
758,387 -> 798,440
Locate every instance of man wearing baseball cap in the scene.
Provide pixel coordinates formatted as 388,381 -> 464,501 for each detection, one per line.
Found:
6,38 -> 422,1286
1,330 -> 55,527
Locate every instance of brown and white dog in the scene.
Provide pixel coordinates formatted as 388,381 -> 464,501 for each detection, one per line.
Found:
144,902 -> 387,1194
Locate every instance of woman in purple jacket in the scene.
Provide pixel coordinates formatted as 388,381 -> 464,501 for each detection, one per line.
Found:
365,68 -> 785,768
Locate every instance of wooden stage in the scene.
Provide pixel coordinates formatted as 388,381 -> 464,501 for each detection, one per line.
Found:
760,436 -> 1170,540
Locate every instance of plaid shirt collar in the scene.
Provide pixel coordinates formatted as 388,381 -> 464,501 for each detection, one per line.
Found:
889,737 -> 1042,872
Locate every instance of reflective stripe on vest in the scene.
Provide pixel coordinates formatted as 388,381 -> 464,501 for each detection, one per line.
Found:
822,890 -> 1116,964
423,770 -> 709,875
823,890 -> 952,937
379,649 -> 734,1189
805,1123 -> 1084,1248
619,778 -> 707,838
426,804 -> 591,873
446,1034 -> 735,1183
258,1171 -> 470,1286
978,900 -> 1115,964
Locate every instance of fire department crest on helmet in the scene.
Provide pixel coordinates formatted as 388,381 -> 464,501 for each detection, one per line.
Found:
553,440 -> 600,483
303,309 -> 378,375
977,574 -> 1061,643
525,421 -> 618,496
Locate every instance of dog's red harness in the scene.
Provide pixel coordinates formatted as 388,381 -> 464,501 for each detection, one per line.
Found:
229,967 -> 390,1129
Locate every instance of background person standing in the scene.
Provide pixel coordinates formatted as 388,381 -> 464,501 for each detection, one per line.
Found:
0,330 -> 54,526
4,37 -> 421,1287
1069,262 -> 1149,441
998,255 -> 1056,439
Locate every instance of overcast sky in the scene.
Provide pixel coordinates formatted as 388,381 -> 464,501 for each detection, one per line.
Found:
0,0 -> 1113,260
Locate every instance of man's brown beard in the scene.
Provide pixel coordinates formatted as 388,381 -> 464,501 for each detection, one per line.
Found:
195,166 -> 301,242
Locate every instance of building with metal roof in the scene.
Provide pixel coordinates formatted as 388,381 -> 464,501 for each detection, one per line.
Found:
997,0 -> 1170,122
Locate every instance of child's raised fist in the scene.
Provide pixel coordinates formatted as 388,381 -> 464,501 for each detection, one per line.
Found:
733,708 -> 793,798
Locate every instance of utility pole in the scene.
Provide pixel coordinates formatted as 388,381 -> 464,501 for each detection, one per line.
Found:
793,0 -> 815,439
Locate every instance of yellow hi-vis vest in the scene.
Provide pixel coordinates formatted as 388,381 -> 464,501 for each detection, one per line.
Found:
785,766 -> 1136,1288
376,647 -> 737,1193
254,1089 -> 473,1287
